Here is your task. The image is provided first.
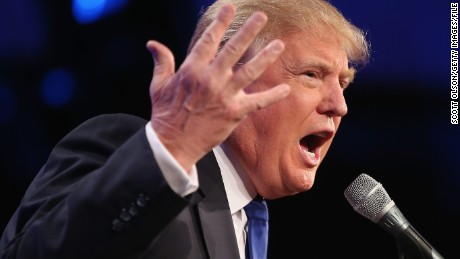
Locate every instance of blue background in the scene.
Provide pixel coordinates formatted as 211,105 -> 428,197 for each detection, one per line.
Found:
0,0 -> 458,258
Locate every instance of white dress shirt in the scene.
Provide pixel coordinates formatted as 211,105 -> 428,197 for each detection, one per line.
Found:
145,123 -> 199,196
145,122 -> 256,259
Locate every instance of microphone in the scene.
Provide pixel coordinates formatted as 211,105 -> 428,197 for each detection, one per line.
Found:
344,173 -> 444,259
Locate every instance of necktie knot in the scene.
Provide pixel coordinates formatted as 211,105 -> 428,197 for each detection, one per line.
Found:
244,196 -> 268,221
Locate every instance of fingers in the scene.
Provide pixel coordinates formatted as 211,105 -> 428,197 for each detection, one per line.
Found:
242,84 -> 291,113
147,40 -> 175,87
212,11 -> 268,73
229,40 -> 285,91
187,4 -> 236,64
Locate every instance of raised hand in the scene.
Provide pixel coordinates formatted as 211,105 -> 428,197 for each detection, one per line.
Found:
146,4 -> 290,172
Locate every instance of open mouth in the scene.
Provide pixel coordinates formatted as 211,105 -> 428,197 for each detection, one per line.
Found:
299,131 -> 333,165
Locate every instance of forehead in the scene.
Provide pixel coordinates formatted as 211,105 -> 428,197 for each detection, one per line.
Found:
280,30 -> 350,72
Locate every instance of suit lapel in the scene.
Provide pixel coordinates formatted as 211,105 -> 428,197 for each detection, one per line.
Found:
196,152 -> 241,259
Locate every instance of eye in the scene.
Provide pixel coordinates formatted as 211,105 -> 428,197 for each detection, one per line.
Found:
339,78 -> 351,90
339,81 -> 348,89
304,71 -> 319,78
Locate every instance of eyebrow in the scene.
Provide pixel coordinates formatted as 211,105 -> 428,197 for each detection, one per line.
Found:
300,60 -> 356,82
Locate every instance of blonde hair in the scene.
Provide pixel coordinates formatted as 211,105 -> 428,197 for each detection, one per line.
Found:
188,0 -> 370,68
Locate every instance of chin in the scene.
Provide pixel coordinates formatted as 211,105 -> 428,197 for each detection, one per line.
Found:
262,168 -> 317,199
289,168 -> 318,192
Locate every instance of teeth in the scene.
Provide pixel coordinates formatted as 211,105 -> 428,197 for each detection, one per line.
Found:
303,149 -> 315,158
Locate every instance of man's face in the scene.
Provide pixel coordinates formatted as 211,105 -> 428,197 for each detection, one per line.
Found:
224,31 -> 355,199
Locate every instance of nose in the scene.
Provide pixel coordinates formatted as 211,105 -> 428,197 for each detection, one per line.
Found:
317,81 -> 348,117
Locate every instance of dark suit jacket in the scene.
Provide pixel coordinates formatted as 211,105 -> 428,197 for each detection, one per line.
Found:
0,113 -> 241,259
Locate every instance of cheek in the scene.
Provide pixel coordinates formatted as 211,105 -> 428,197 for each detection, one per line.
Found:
249,97 -> 290,132
290,84 -> 323,112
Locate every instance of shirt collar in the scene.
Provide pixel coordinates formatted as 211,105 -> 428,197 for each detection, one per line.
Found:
213,145 -> 257,214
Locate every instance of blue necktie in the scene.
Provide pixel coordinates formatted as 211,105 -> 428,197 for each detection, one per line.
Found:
244,196 -> 269,259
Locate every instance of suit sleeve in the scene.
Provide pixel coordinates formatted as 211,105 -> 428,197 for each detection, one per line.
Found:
0,114 -> 191,259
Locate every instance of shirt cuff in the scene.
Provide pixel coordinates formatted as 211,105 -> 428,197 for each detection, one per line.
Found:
145,122 -> 199,197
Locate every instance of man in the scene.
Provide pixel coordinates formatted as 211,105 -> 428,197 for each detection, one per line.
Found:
0,0 -> 369,258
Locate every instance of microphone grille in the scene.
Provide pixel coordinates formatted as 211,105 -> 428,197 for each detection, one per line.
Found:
344,173 -> 393,222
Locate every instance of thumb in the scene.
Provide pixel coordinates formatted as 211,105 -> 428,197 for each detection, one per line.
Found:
146,40 -> 175,87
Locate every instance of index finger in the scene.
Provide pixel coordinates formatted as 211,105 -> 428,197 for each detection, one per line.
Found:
187,4 -> 236,65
